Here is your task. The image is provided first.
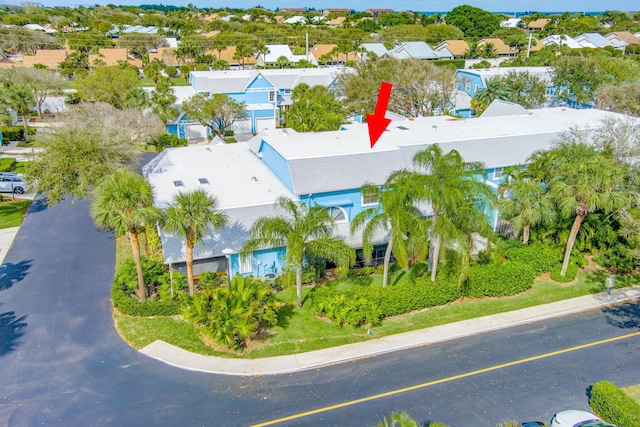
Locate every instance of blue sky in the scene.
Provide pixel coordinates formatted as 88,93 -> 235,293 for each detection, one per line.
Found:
19,1 -> 640,12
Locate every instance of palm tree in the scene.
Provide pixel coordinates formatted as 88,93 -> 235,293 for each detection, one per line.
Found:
471,78 -> 509,115
406,144 -> 495,281
151,76 -> 179,134
377,411 -> 419,427
543,141 -> 631,276
5,85 -> 36,141
498,167 -> 557,244
91,169 -> 162,300
480,41 -> 497,58
464,41 -> 480,59
241,197 -> 354,307
162,189 -> 228,295
351,179 -> 427,287
256,44 -> 270,67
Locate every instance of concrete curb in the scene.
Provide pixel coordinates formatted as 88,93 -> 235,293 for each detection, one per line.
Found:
139,285 -> 640,376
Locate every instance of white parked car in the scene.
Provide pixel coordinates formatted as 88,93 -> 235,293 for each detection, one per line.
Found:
550,410 -> 616,427
0,174 -> 27,194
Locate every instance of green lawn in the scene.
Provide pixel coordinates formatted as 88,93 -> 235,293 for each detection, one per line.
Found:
114,269 -> 636,359
0,199 -> 32,228
12,162 -> 30,174
624,384 -> 640,404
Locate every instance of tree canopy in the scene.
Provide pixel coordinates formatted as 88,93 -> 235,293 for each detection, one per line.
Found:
27,103 -> 162,205
283,84 -> 345,132
445,5 -> 501,39
182,93 -> 247,139
76,66 -> 141,109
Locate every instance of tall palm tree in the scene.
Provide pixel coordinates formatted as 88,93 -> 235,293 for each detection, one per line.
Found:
543,141 -> 631,276
351,179 -> 427,287
241,197 -> 354,307
91,169 -> 161,300
498,167 -> 557,244
471,78 -> 509,115
406,144 -> 495,281
151,76 -> 179,134
5,84 -> 36,141
480,42 -> 497,58
256,44 -> 270,67
162,189 -> 228,295
464,41 -> 480,59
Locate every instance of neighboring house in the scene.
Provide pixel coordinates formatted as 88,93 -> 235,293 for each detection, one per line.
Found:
574,32 -> 616,49
454,66 -> 554,117
389,41 -> 441,60
328,16 -> 347,27
477,38 -> 516,56
500,18 -> 522,28
540,34 -> 582,49
209,45 -> 257,68
119,25 -> 159,34
146,107 -> 629,277
177,68 -> 344,135
605,31 -> 640,46
527,18 -> 550,31
434,40 -> 470,58
148,47 -> 180,66
284,16 -> 307,25
307,43 -> 360,66
256,44 -> 305,67
20,49 -> 68,69
366,8 -> 394,17
165,37 -> 179,48
323,8 -> 351,15
359,42 -> 389,60
88,48 -> 142,68
23,23 -> 57,33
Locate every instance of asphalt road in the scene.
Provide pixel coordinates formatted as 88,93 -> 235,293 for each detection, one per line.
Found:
0,198 -> 639,427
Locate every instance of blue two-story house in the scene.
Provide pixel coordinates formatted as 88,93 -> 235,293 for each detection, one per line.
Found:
168,68 -> 345,135
145,107 -> 626,278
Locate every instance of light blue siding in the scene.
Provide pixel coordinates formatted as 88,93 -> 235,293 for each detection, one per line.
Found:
455,71 -> 484,97
260,142 -> 295,193
246,74 -> 276,90
299,188 -> 379,222
230,247 -> 286,278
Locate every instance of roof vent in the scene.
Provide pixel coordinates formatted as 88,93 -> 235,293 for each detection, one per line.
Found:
251,176 -> 258,182
561,108 -> 566,113
396,126 -> 409,131
198,178 -> 209,184
173,180 -> 184,187
432,125 -> 438,132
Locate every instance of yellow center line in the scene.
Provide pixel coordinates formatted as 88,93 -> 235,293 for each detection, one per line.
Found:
249,331 -> 640,427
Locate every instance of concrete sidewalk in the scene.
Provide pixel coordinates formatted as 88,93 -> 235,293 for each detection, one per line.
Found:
140,285 -> 640,376
0,226 -> 20,265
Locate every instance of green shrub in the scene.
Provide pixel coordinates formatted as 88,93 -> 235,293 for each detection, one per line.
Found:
464,261 -> 536,298
0,157 -> 16,172
589,380 -> 640,427
183,276 -> 284,350
304,254 -> 326,282
550,262 -> 579,282
0,126 -> 35,142
594,245 -> 636,274
503,242 -> 560,275
154,134 -> 188,151
164,66 -> 177,76
223,129 -> 234,137
197,271 -> 226,290
310,275 -> 462,326
112,258 -> 187,316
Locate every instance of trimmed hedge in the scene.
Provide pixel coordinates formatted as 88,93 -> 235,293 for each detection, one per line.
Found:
0,126 -> 36,142
589,380 -> 640,427
0,158 -> 16,172
550,262 -> 579,282
112,258 -> 188,316
310,275 -> 462,327
503,243 -> 560,276
464,261 -> 536,298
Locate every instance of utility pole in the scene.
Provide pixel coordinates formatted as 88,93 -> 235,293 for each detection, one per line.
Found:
305,32 -> 309,60
527,31 -> 533,58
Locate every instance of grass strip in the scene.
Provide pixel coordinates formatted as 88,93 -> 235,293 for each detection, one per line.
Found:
0,199 -> 32,228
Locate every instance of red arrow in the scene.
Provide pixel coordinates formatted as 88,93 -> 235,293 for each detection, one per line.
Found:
366,82 -> 392,148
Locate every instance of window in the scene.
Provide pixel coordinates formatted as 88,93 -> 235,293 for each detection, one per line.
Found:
474,84 -> 479,93
326,206 -> 347,223
239,254 -> 253,274
465,82 -> 471,92
268,91 -> 276,102
361,188 -> 379,206
284,89 -> 291,95
492,167 -> 504,180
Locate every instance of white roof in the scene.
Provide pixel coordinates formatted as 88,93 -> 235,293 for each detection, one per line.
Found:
263,44 -> 296,62
457,66 -> 554,86
540,34 -> 582,49
255,108 -> 632,195
500,18 -> 522,28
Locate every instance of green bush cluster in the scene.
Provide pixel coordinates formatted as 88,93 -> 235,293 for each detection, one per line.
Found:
310,275 -> 462,327
154,134 -> 188,151
183,276 -> 284,350
112,258 -> 188,316
0,126 -> 36,142
550,262 -> 579,282
594,244 -> 636,275
589,380 -> 640,427
464,261 -> 536,298
502,242 -> 560,275
0,157 -> 16,172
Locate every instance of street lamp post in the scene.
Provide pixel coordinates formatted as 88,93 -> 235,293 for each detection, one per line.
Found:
222,247 -> 233,290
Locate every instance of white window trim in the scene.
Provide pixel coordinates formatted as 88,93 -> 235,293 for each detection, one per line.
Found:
474,84 -> 479,93
492,167 -> 504,180
239,254 -> 253,274
361,191 -> 379,207
268,91 -> 276,102
326,206 -> 348,223
465,82 -> 471,92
